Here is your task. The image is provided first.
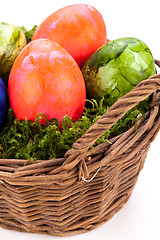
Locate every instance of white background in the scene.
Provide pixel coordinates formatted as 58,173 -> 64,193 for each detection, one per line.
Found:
0,0 -> 160,239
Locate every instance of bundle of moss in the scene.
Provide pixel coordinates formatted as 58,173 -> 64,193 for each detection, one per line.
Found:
0,98 -> 150,160
20,25 -> 37,43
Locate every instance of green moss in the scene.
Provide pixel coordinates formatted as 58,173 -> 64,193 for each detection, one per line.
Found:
20,25 -> 37,43
0,97 -> 150,160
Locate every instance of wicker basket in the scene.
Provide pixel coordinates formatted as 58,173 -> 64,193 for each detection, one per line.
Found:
0,61 -> 160,236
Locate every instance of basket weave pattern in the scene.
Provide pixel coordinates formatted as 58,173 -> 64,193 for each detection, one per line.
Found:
0,69 -> 160,236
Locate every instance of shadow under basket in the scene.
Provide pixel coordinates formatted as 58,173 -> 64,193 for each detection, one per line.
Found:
1,65 -> 160,236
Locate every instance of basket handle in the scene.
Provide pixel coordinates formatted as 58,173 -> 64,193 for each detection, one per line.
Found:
63,70 -> 160,173
66,74 -> 160,152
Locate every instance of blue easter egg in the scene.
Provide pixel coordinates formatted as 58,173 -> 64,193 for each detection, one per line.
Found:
0,77 -> 8,129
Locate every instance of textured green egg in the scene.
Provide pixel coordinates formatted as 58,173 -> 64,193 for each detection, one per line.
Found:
82,37 -> 156,107
0,22 -> 26,86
